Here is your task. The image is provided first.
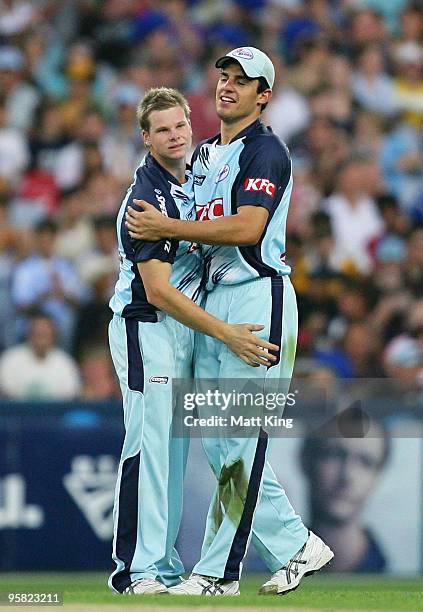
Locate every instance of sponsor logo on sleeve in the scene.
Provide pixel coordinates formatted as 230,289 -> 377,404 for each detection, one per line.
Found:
155,191 -> 168,216
244,177 -> 276,197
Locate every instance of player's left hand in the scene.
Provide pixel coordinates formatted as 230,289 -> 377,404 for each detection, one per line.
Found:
126,200 -> 170,241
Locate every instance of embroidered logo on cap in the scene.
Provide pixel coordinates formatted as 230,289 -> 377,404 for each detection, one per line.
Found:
231,48 -> 254,60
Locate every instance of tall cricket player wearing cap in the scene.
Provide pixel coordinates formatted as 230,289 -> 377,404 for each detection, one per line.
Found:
126,48 -> 333,596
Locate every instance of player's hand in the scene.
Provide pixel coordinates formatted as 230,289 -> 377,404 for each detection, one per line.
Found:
223,323 -> 279,367
126,201 -> 170,241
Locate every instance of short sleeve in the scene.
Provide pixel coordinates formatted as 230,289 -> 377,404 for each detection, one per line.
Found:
127,176 -> 178,264
234,136 -> 291,212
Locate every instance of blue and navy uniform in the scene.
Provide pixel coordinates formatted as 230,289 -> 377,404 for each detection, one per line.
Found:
192,119 -> 291,290
191,120 -> 308,581
110,152 -> 203,319
108,153 -> 201,593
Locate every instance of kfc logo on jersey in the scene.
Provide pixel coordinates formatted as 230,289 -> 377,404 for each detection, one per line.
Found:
196,198 -> 224,221
244,177 -> 276,197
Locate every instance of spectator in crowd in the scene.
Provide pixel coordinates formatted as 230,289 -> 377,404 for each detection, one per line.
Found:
76,214 -> 119,298
0,45 -> 40,131
0,0 -> 40,38
405,224 -> 423,295
54,187 -> 94,263
351,45 -> 397,116
264,54 -> 310,143
79,346 -> 120,401
393,2 -> 422,54
0,313 -> 81,399
379,116 -> 423,211
29,101 -> 83,191
349,8 -> 387,55
0,191 -> 18,350
393,41 -> 423,128
289,38 -> 330,96
0,98 -> 29,184
324,157 -> 384,274
186,60 -> 221,143
11,218 -> 87,348
101,84 -> 144,185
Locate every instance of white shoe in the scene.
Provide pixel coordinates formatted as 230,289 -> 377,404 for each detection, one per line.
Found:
259,531 -> 334,595
124,578 -> 168,595
168,574 -> 240,596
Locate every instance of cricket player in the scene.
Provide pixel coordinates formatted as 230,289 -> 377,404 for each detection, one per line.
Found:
108,87 -> 279,596
125,48 -> 334,596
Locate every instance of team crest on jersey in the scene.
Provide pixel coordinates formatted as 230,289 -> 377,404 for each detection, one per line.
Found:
196,198 -> 224,221
215,164 -> 230,183
194,174 -> 206,186
244,177 -> 276,197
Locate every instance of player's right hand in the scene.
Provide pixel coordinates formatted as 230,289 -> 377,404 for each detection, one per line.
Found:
224,323 -> 279,367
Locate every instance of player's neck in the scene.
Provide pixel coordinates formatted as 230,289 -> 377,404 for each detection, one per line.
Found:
220,113 -> 260,145
153,153 -> 187,184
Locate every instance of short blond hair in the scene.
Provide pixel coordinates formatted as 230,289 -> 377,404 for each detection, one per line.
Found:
137,87 -> 191,131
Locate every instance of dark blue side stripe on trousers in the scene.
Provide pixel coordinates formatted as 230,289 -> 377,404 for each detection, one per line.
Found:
223,429 -> 269,580
125,318 -> 144,392
268,276 -> 284,368
111,452 -> 141,593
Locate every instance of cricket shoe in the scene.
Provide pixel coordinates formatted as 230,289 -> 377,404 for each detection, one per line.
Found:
259,531 -> 334,595
123,578 -> 168,595
168,574 -> 240,596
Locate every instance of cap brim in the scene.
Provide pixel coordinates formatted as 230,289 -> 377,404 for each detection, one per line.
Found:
215,55 -> 241,70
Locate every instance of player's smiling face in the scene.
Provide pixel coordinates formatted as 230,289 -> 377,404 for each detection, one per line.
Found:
216,62 -> 270,124
143,105 -> 192,163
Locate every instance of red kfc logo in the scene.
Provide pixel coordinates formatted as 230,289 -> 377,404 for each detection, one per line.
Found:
244,178 -> 276,197
196,198 -> 224,221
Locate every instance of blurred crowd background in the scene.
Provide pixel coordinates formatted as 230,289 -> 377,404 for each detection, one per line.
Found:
0,0 -> 422,400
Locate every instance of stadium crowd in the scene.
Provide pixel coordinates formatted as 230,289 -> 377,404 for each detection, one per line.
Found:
0,0 -> 422,400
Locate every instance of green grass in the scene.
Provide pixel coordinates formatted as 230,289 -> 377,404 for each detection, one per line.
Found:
0,573 -> 422,610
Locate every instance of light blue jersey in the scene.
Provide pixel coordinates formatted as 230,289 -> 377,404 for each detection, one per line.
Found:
190,119 -> 308,581
192,119 -> 292,290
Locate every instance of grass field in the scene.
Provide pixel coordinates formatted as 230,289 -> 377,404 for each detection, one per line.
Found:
0,573 -> 422,611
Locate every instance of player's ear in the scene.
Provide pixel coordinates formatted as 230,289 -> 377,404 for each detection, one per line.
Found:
258,88 -> 272,106
142,129 -> 150,148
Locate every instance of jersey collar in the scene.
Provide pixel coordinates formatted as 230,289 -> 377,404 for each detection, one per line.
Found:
214,118 -> 266,145
145,152 -> 189,186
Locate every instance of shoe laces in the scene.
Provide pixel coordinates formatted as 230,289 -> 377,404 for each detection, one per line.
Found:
124,578 -> 159,593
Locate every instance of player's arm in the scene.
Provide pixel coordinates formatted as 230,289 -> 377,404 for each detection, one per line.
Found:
139,259 -> 278,367
126,139 -> 288,246
127,201 -> 268,245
